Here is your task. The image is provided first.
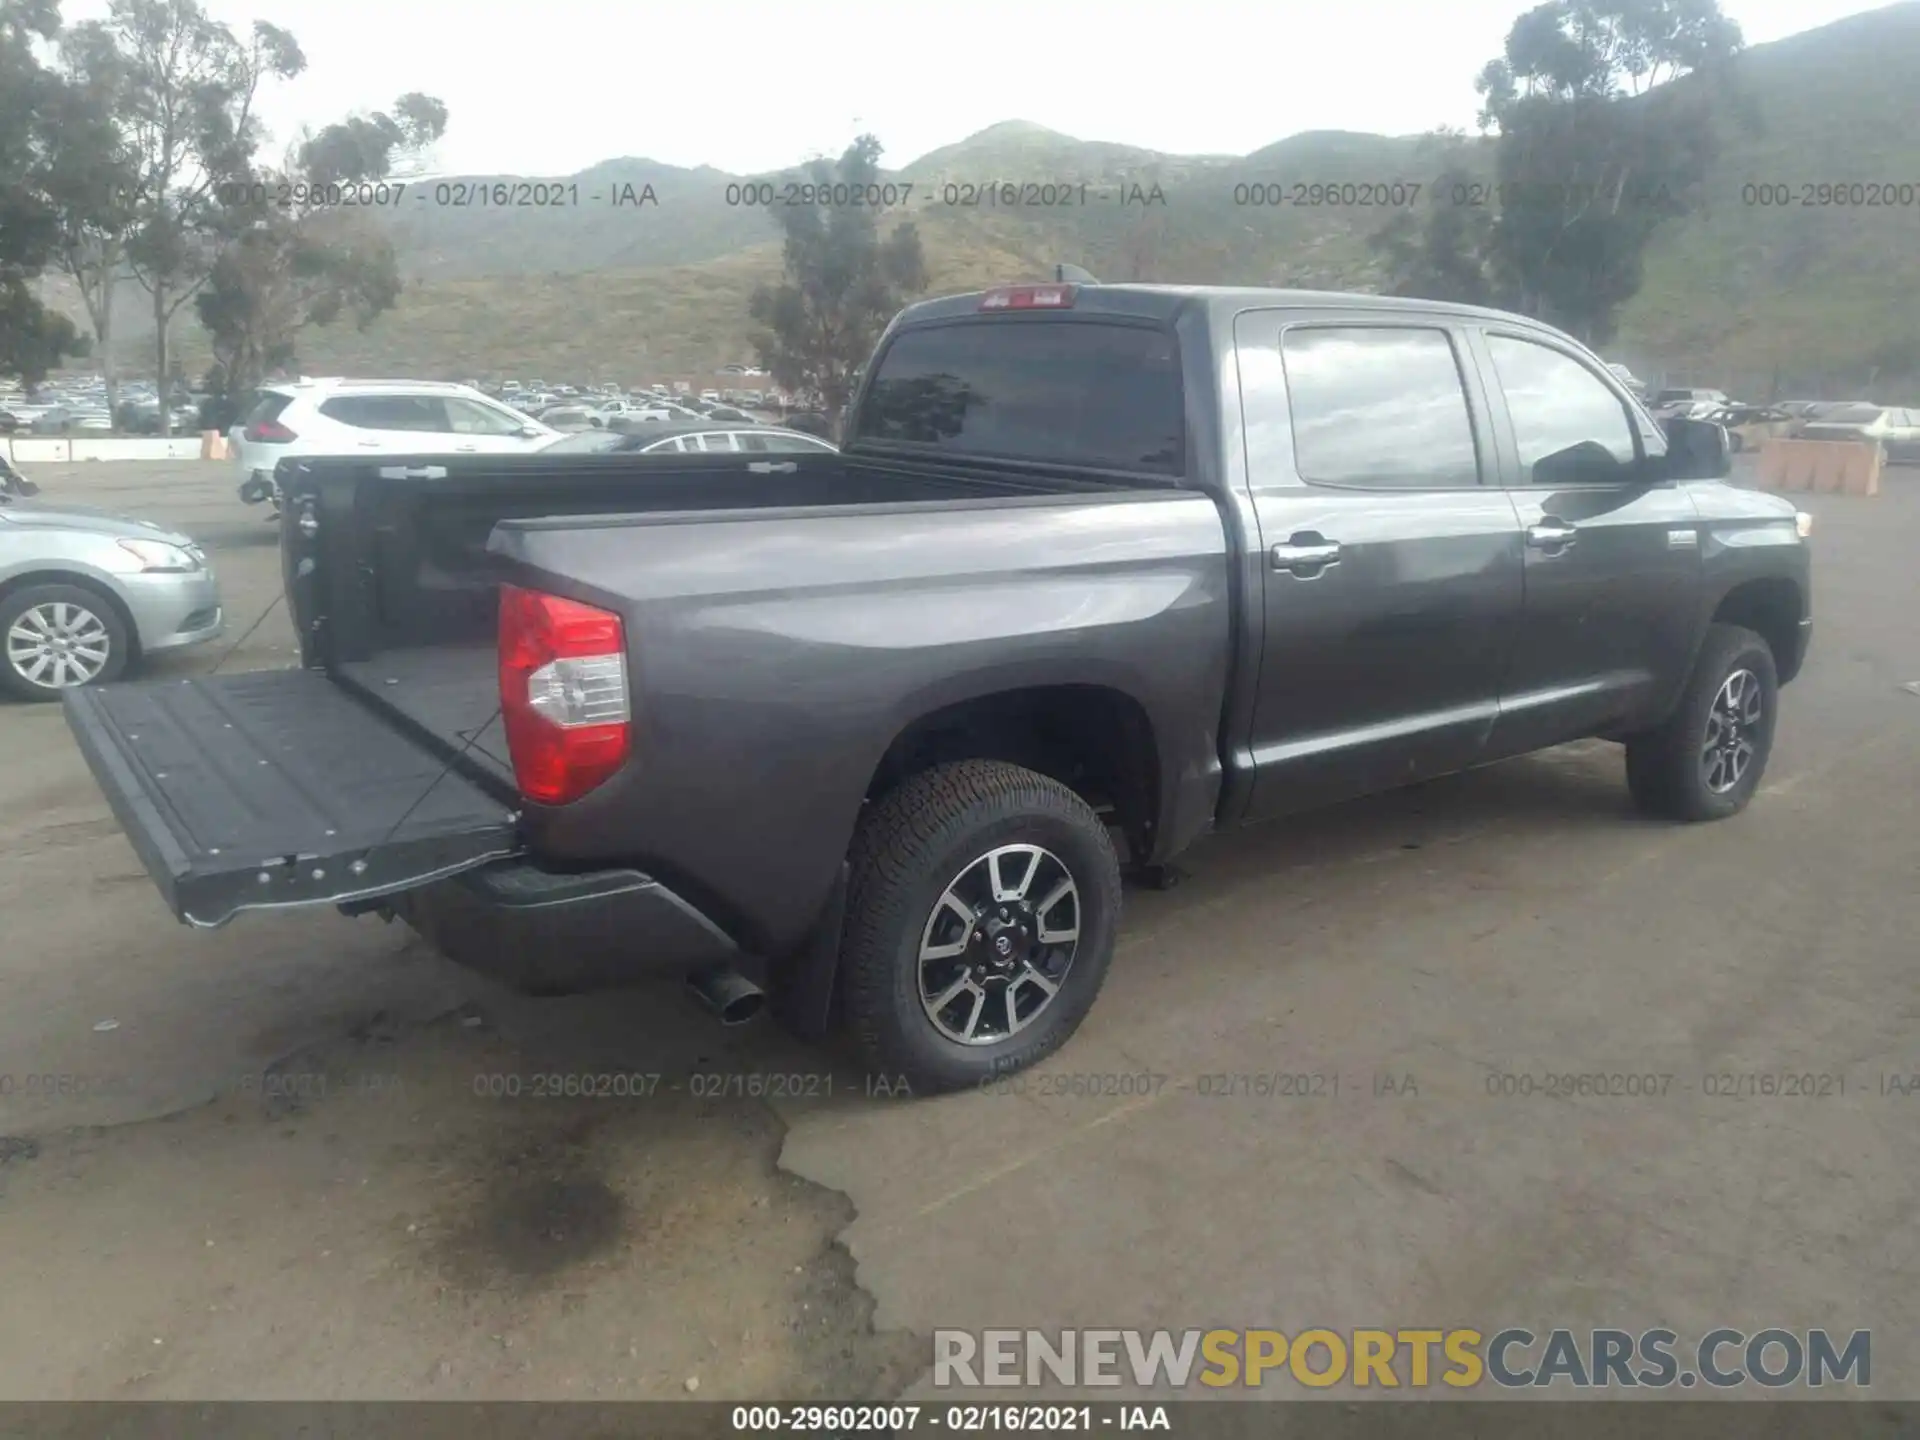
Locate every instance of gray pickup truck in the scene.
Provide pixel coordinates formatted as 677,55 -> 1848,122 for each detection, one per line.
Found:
63,283 -> 1813,1093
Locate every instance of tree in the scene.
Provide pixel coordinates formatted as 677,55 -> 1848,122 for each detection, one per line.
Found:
0,0 -> 88,384
196,94 -> 446,408
44,18 -> 140,415
1369,158 -> 1497,307
1371,0 -> 1742,343
69,0 -> 304,432
748,136 -> 926,423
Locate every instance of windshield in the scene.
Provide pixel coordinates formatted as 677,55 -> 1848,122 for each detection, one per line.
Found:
855,319 -> 1183,474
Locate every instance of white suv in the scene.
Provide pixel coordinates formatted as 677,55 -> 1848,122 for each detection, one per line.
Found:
232,380 -> 554,505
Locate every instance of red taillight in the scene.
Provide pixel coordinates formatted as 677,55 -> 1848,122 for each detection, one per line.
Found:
497,584 -> 631,805
245,420 -> 297,443
979,285 -> 1077,311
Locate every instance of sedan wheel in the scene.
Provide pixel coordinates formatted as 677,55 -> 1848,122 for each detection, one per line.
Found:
0,584 -> 130,700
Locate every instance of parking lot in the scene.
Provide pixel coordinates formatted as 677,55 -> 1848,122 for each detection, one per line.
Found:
1,456 -> 1916,1401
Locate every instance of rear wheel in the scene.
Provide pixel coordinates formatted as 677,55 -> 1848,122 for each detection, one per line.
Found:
0,582 -> 131,701
1625,623 -> 1778,821
841,760 -> 1122,1094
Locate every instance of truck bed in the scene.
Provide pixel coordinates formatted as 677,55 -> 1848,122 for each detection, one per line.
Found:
64,667 -> 522,927
335,645 -> 509,788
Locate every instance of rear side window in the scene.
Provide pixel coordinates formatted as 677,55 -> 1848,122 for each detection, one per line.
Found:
1280,327 -> 1481,488
856,320 -> 1183,474
320,395 -> 449,431
244,392 -> 292,426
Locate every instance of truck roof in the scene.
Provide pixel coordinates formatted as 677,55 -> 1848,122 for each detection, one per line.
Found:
894,284 -> 1560,333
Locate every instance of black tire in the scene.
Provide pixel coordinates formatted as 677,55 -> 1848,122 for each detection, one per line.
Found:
1624,623 -> 1778,822
0,581 -> 132,702
841,760 -> 1123,1094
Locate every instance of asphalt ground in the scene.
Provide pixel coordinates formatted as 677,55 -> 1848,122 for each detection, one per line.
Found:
0,455 -> 1913,1404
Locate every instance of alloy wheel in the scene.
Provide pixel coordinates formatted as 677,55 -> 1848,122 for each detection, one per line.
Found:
6,600 -> 112,689
917,843 -> 1081,1045
1700,667 -> 1764,794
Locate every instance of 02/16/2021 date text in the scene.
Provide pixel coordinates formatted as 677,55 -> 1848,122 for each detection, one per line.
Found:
215,180 -> 663,209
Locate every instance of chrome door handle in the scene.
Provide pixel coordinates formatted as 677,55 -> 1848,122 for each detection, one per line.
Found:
1526,521 -> 1578,550
1271,539 -> 1342,575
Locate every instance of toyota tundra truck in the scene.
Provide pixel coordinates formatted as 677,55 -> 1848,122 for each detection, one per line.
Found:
62,283 -> 1813,1093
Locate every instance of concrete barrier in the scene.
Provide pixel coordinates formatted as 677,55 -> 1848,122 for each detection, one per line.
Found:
7,437 -> 71,464
68,436 -> 206,461
4,435 -> 211,464
1755,437 -> 1882,498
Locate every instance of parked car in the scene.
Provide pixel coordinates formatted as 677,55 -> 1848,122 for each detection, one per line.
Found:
116,398 -> 202,435
28,406 -> 74,434
0,481 -> 223,699
63,282 -> 1811,1094
229,380 -> 557,509
0,408 -> 21,435
539,422 -> 839,455
1651,388 -> 1730,413
536,404 -> 606,431
1793,404 -> 1920,462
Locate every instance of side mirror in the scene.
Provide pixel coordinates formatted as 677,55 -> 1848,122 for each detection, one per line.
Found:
515,426 -> 542,439
1660,415 -> 1731,481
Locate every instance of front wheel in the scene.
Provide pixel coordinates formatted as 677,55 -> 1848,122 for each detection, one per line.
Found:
1625,623 -> 1779,821
0,582 -> 131,701
841,760 -> 1123,1094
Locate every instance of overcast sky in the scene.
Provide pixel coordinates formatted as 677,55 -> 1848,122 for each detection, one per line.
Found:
64,0 -> 1893,176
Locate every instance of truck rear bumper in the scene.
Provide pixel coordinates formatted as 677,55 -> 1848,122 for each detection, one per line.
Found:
389,860 -> 742,995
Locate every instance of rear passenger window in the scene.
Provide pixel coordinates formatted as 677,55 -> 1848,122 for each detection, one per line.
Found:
1280,327 -> 1481,488
320,395 -> 448,431
443,398 -> 523,435
1486,335 -> 1639,485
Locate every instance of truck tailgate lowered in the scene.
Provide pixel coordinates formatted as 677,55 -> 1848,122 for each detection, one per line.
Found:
63,669 -> 523,927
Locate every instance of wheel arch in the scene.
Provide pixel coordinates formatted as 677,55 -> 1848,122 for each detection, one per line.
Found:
774,683 -> 1163,1042
1710,577 -> 1804,685
0,569 -> 142,661
862,682 -> 1164,867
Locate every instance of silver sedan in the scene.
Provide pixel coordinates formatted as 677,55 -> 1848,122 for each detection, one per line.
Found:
0,475 -> 224,699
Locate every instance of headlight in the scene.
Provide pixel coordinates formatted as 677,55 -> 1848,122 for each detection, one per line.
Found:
117,538 -> 202,572
1794,511 -> 1814,539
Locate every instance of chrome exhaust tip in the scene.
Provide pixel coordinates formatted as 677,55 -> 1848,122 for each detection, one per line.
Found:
686,961 -> 766,1026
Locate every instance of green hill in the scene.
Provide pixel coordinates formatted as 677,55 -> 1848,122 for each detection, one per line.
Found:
53,3 -> 1920,391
